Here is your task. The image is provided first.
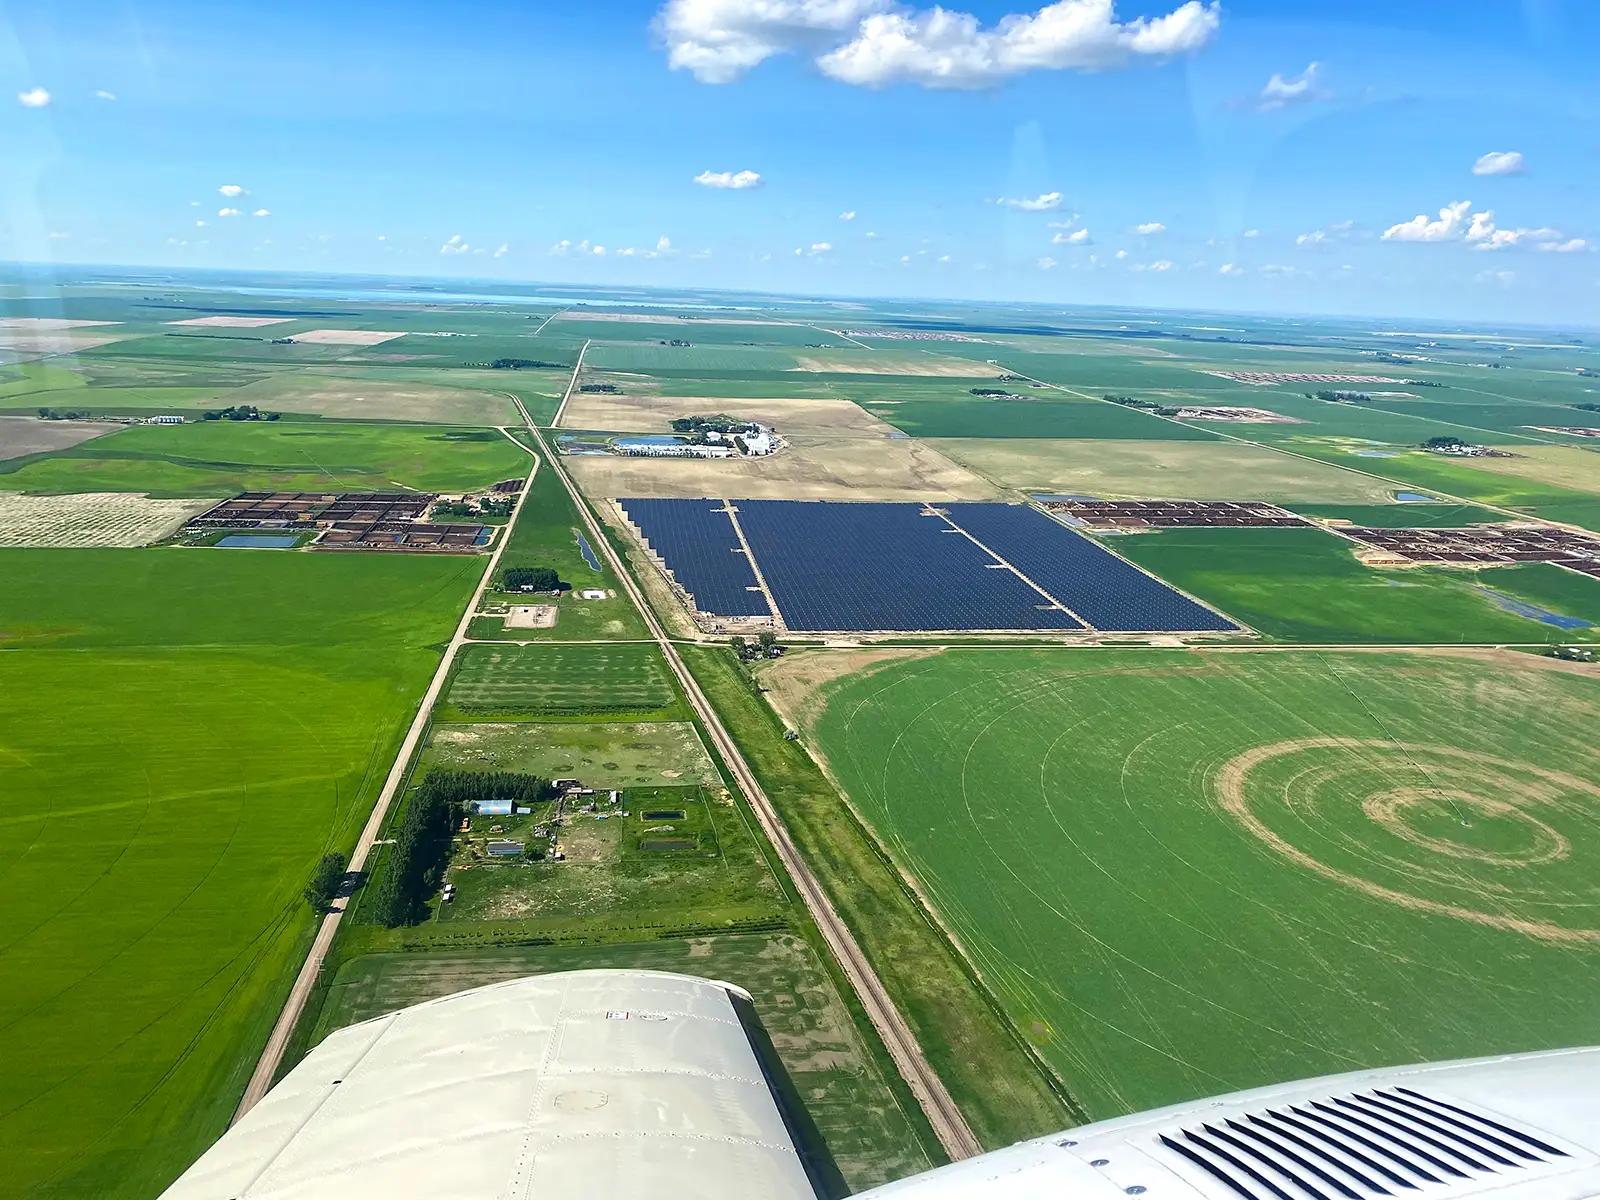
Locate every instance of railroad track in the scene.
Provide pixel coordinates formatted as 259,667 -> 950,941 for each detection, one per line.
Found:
516,407 -> 982,1161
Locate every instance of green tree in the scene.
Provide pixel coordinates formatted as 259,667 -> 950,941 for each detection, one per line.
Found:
302,851 -> 347,912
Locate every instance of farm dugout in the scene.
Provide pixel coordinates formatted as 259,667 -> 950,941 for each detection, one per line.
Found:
807,647 -> 1600,1122
0,548 -> 480,1200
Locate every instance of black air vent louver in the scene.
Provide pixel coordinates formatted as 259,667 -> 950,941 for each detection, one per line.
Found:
1158,1087 -> 1568,1200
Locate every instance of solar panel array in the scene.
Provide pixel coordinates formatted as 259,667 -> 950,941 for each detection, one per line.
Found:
732,500 -> 1083,632
942,503 -> 1236,632
622,498 -> 1237,633
619,498 -> 770,618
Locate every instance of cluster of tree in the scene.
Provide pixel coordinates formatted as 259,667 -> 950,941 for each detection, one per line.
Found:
435,496 -> 514,520
657,339 -> 693,347
670,414 -> 757,435
502,565 -> 562,592
302,851 -> 348,912
1404,379 -> 1445,388
1573,402 -> 1600,412
579,383 -> 621,393
370,771 -> 551,926
487,358 -> 565,370
1422,436 -> 1468,450
202,404 -> 280,422
1106,394 -> 1180,416
1313,390 -> 1373,403
969,388 -> 1026,400
38,407 -> 94,420
732,630 -> 781,661
998,374 -> 1027,383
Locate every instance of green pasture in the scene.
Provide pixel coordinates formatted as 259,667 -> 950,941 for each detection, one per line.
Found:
868,397 -> 1218,440
810,647 -> 1600,1120
425,720 -> 717,788
0,549 -> 477,1200
583,342 -> 801,374
1292,446 -> 1600,530
441,642 -> 678,719
1116,526 -> 1600,642
0,421 -> 531,496
1289,502 -> 1510,527
307,935 -> 935,1193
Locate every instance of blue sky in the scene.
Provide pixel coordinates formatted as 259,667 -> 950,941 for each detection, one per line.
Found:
1,0 -> 1597,322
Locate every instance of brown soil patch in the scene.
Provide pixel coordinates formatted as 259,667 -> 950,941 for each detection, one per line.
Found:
290,329 -> 407,345
167,316 -> 292,328
0,416 -> 119,461
757,647 -> 942,735
1214,737 -> 1600,944
558,391 -> 896,437
794,352 -> 1005,378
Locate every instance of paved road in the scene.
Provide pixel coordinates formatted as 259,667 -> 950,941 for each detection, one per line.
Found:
231,430 -> 539,1120
516,409 -> 983,1161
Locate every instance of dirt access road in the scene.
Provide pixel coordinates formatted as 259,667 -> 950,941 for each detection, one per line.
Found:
231,428 -> 538,1119
517,405 -> 983,1161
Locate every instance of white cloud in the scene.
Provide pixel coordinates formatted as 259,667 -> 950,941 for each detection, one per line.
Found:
1382,200 -> 1472,243
810,241 -> 833,254
1246,62 -> 1326,112
1472,151 -> 1524,177
494,244 -> 509,258
218,207 -> 241,217
839,209 -> 856,220
195,219 -> 207,228
1148,259 -> 1174,271
1537,238 -> 1589,254
1133,221 -> 1166,235
937,253 -> 951,262
1242,228 -> 1260,238
550,239 -> 572,255
1295,230 -> 1325,247
1260,263 -> 1300,278
17,87 -> 50,108
1329,219 -> 1354,232
1037,255 -> 1058,269
865,230 -> 881,239
252,208 -> 271,217
998,191 -> 1062,211
1114,248 -> 1128,259
1051,228 -> 1090,244
441,234 -> 470,254
94,89 -> 116,100
695,168 -> 763,189
1218,262 -> 1242,275
657,0 -> 1220,88
657,235 -> 674,252
47,231 -> 69,240
219,184 -> 245,197
899,253 -> 911,263
1476,268 -> 1516,286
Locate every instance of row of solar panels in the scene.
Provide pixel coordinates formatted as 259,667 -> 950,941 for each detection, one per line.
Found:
619,498 -> 1235,633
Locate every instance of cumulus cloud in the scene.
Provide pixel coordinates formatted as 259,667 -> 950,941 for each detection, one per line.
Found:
94,89 -> 116,100
810,241 -> 833,253
656,0 -> 1221,89
1051,228 -> 1090,244
1133,221 -> 1166,235
839,210 -> 856,220
1244,62 -> 1327,112
441,234 -> 470,254
1295,230 -> 1325,247
1382,200 -> 1472,243
1037,255 -> 1058,269
218,207 -> 241,217
494,244 -> 509,258
998,191 -> 1062,211
1472,151 -> 1524,177
695,168 -> 763,189
550,239 -> 572,255
864,229 -> 881,239
219,184 -> 245,197
252,208 -> 271,217
1114,248 -> 1128,259
1148,259 -> 1174,271
1242,228 -> 1260,238
17,87 -> 49,107
1537,238 -> 1589,254
1218,262 -> 1242,275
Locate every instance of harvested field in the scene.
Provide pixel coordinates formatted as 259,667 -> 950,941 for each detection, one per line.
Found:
0,318 -> 118,330
0,415 -> 118,460
935,438 -> 1395,502
567,433 -> 998,501
558,390 -> 896,437
166,316 -> 293,328
289,329 -> 407,346
0,325 -> 130,355
228,371 -> 516,424
794,351 -> 1006,377
0,491 -> 217,547
1447,444 -> 1600,496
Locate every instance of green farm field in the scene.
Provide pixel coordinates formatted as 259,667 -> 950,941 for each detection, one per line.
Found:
440,641 -> 679,719
425,720 -> 718,788
804,646 -> 1600,1120
0,421 -> 531,496
1116,526 -> 1600,643
0,549 -> 479,1200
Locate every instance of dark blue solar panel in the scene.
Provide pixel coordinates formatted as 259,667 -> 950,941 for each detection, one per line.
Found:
941,503 -> 1236,632
620,498 -> 770,617
732,500 -> 1083,632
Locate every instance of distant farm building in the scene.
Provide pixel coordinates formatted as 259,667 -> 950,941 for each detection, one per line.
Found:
486,840 -> 524,857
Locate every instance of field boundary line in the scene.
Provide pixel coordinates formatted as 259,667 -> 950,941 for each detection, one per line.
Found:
231,425 -> 539,1121
530,308 -> 567,336
521,416 -> 983,1161
550,339 -> 591,428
